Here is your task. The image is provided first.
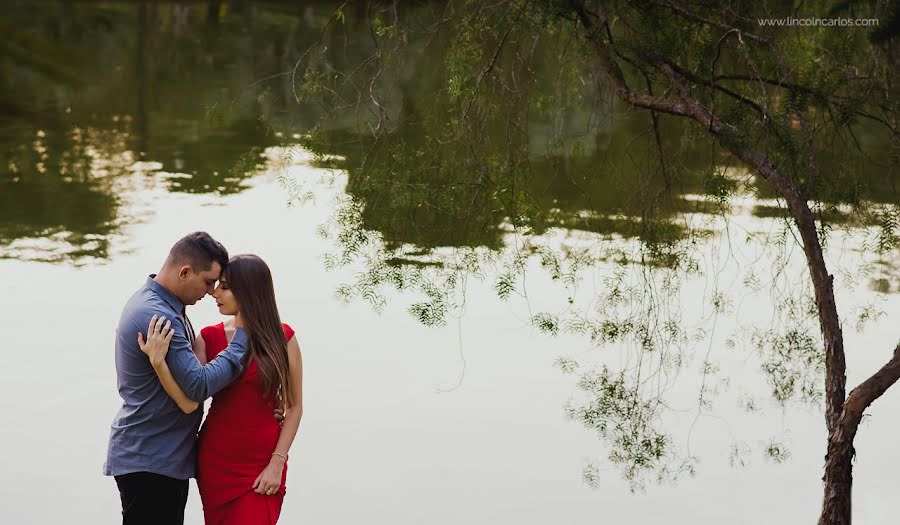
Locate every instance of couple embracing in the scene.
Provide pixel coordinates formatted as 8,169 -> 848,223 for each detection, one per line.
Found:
103,232 -> 303,525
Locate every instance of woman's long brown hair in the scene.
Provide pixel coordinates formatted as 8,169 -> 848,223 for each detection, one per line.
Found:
225,254 -> 294,408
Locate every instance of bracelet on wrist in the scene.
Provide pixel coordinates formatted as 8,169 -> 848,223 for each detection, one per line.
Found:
272,452 -> 287,461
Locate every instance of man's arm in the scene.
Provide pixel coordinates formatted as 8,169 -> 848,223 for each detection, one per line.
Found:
164,324 -> 249,402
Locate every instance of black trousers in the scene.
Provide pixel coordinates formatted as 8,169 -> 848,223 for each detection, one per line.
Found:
115,471 -> 189,525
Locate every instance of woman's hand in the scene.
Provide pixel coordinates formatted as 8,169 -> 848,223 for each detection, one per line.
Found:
252,456 -> 285,496
138,314 -> 174,368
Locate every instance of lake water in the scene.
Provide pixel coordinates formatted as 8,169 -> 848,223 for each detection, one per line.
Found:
0,146 -> 897,524
1,2 -> 898,524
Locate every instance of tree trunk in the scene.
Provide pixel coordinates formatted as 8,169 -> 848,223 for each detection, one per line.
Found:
819,343 -> 900,524
819,432 -> 855,525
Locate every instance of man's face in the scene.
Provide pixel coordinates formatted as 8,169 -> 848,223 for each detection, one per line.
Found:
178,261 -> 222,305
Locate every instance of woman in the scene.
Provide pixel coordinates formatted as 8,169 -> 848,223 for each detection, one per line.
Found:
140,254 -> 303,525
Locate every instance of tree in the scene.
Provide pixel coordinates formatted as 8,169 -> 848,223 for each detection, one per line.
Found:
288,2 -> 898,523
560,2 -> 897,523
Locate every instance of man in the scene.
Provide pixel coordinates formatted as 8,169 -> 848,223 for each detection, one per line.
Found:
104,232 -> 247,524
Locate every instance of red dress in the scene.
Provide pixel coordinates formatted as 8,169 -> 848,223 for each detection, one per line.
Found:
197,322 -> 295,525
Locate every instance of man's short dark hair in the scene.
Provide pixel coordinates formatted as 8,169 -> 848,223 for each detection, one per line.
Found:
167,232 -> 228,272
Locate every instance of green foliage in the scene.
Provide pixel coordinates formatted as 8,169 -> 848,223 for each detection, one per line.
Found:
230,147 -> 263,179
872,207 -> 899,255
566,366 -> 672,491
704,171 -> 737,203
283,0 -> 897,493
729,441 -> 752,468
533,313 -> 559,336
764,438 -> 792,464
853,301 -> 886,333
409,299 -> 447,327
755,328 -> 824,405
553,356 -> 580,374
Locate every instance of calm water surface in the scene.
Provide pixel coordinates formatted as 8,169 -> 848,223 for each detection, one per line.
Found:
1,2 -> 899,524
1,151 -> 898,524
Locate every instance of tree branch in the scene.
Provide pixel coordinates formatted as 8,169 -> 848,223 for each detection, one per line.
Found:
657,56 -> 770,118
569,0 -> 847,433
657,0 -> 770,44
290,1 -> 351,103
840,340 -> 900,432
714,77 -> 900,138
462,26 -> 512,121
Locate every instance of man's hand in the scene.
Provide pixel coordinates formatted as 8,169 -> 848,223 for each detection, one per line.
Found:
273,407 -> 286,424
138,314 -> 174,368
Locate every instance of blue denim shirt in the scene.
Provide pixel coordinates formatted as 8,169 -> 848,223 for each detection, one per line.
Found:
103,276 -> 248,479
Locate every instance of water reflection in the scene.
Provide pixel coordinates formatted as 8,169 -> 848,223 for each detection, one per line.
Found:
0,125 -> 122,263
0,2 -> 304,260
2,2 -> 897,264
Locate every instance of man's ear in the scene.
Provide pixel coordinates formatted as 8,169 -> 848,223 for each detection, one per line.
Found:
178,265 -> 192,279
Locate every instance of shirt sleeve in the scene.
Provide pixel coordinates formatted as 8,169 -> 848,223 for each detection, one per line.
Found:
165,323 -> 249,402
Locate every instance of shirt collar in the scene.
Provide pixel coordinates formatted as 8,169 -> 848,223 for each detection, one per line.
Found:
146,274 -> 186,313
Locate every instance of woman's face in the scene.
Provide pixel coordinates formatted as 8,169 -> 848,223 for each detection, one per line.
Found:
212,275 -> 240,316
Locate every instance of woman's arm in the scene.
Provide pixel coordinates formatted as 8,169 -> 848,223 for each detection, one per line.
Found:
274,335 -> 304,454
252,335 -> 303,495
156,334 -> 206,413
138,315 -> 201,414
153,359 -> 201,414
